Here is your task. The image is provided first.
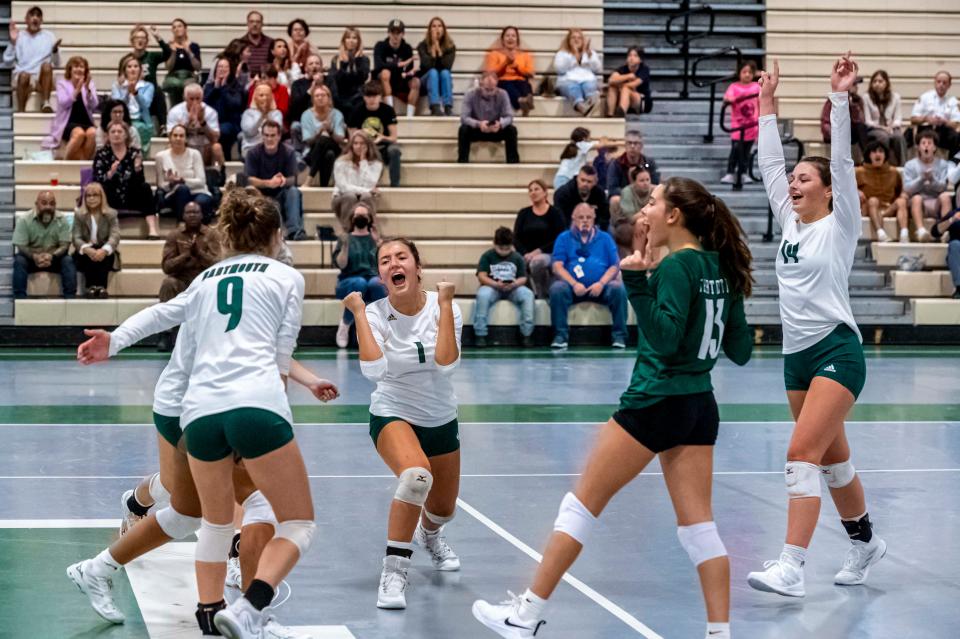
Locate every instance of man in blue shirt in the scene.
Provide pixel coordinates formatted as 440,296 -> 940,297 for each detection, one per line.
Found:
549,203 -> 627,348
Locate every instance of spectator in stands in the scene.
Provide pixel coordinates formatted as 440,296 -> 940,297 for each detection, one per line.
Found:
129,25 -> 166,130
347,81 -> 402,187
3,5 -> 59,113
864,69 -> 906,166
12,190 -> 75,298
720,60 -> 760,185
159,18 -> 201,107
333,203 -> 386,347
821,81 -> 872,159
221,38 -> 253,88
473,226 -> 535,348
458,70 -> 519,164
374,19 -> 420,117
911,71 -> 960,160
554,28 -> 602,116
549,203 -> 626,349
111,54 -> 155,155
287,19 -> 317,76
930,202 -> 960,298
606,45 -> 652,117
247,66 -> 290,120
44,56 -> 98,161
72,182 -> 119,299
166,83 -> 224,170
485,26 -> 535,116
203,56 -> 244,160
288,54 -> 328,128
243,119 -> 306,240
240,82 -> 284,157
607,129 -> 660,214
157,201 -> 221,350
328,27 -> 371,115
95,99 -> 141,149
555,127 -> 613,189
238,10 -> 274,78
155,124 -> 215,221
857,140 -> 907,243
514,179 -> 566,298
417,17 -> 456,116
94,121 -> 160,238
611,165 -> 652,254
903,129 -> 953,242
268,38 -> 294,88
301,84 -> 347,186
554,165 -> 609,229
332,130 -> 383,228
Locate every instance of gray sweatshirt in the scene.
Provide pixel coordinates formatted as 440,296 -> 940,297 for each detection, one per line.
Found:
461,87 -> 514,129
903,157 -> 950,197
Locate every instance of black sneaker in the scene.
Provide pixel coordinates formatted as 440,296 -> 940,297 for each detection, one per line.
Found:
521,334 -> 534,348
475,335 -> 488,348
430,104 -> 443,116
953,287 -> 960,299
444,105 -> 454,116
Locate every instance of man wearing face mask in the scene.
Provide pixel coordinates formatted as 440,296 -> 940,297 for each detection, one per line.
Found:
548,203 -> 627,349
13,191 -> 76,299
553,165 -> 610,230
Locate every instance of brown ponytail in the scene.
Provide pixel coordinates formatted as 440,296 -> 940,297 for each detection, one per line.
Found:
217,186 -> 282,255
661,177 -> 754,297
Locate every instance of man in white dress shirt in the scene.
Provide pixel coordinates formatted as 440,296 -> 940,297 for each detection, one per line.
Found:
910,71 -> 960,159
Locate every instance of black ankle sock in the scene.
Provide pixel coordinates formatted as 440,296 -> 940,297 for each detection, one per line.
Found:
386,545 -> 413,559
244,579 -> 275,611
228,532 -> 242,559
841,512 -> 874,543
195,599 -> 225,635
126,492 -> 150,517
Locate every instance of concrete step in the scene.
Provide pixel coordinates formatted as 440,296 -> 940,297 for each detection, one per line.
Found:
872,242 -> 947,268
892,271 -> 953,298
911,298 -> 960,325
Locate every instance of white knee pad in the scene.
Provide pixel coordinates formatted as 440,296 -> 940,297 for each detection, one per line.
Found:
677,521 -> 727,567
785,461 -> 821,499
423,509 -> 455,526
821,459 -> 856,489
395,467 -> 433,506
241,490 -> 278,528
147,472 -> 170,507
275,520 -> 317,557
155,505 -> 201,540
553,492 -> 597,545
195,519 -> 236,562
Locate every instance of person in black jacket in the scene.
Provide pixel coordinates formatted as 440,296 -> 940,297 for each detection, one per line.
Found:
513,179 -> 567,297
553,165 -> 609,230
203,56 -> 244,160
329,27 -> 371,116
374,20 -> 420,117
606,45 -> 653,116
417,17 -> 456,116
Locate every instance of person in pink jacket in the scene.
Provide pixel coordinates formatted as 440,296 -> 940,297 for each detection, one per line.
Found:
43,56 -> 99,160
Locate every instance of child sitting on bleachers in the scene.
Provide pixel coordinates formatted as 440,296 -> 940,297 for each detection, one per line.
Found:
553,127 -> 613,190
856,140 -> 907,242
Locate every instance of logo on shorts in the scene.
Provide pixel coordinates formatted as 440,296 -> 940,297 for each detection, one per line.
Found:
823,364 -> 837,373
387,314 -> 397,321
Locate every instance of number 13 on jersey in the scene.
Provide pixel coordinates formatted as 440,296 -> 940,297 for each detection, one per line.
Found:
697,298 -> 726,360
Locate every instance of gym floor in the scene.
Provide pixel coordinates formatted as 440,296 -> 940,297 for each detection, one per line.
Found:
1,347 -> 958,638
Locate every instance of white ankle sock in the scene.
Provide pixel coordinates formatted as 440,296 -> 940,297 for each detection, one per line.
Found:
385,96 -> 394,107
780,544 -> 807,568
406,104 -> 415,117
706,621 -> 730,638
89,549 -> 121,576
517,588 -> 547,621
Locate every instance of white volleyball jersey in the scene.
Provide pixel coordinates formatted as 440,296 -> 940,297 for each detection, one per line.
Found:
152,321 -> 194,417
758,92 -> 862,354
362,292 -> 463,427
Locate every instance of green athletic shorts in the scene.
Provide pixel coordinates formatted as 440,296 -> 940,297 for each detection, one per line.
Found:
784,324 -> 866,399
153,412 -> 183,448
369,414 -> 461,458
184,408 -> 294,462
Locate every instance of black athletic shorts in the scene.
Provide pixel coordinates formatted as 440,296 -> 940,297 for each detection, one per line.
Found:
612,391 -> 720,453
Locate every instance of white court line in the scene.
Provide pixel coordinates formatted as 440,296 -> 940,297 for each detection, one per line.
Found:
457,497 -> 664,639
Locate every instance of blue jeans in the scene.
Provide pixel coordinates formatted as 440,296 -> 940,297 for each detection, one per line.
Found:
267,186 -> 305,240
161,184 -> 214,222
548,280 -> 627,343
557,78 -> 599,106
423,68 -> 453,107
335,275 -> 387,324
473,284 -> 535,337
13,252 -> 76,298
949,240 -> 960,286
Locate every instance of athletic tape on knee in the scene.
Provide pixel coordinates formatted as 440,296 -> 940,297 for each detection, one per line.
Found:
676,521 -> 727,567
195,519 -> 236,562
785,461 -> 821,499
423,509 -> 455,526
156,505 -> 201,540
147,472 -> 170,507
275,519 -> 317,557
395,467 -> 433,507
241,490 -> 278,528
553,492 -> 597,545
821,459 -> 856,489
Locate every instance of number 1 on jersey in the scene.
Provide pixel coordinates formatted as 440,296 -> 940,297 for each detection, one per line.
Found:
217,276 -> 244,332
697,298 -> 726,360
414,341 -> 426,364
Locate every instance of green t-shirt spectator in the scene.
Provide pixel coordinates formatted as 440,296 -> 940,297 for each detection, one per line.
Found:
13,211 -> 72,255
477,248 -> 527,283
333,234 -> 378,279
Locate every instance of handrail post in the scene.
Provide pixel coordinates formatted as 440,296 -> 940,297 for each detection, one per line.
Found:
680,0 -> 691,98
704,83 -> 716,143
763,204 -> 774,242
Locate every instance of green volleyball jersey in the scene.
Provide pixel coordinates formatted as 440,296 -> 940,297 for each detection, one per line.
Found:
619,248 -> 753,409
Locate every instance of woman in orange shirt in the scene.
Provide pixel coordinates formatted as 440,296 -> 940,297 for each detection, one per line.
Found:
485,26 -> 535,116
